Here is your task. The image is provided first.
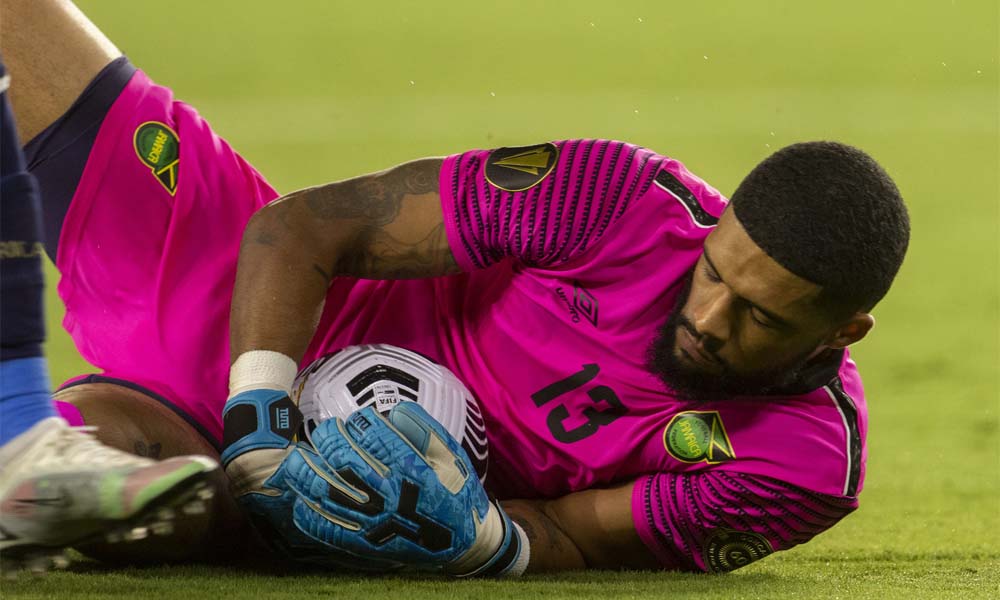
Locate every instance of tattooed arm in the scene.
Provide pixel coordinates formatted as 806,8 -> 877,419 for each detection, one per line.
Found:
231,158 -> 457,361
501,482 -> 660,571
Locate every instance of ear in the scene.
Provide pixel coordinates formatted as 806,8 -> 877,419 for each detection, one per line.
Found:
826,313 -> 875,349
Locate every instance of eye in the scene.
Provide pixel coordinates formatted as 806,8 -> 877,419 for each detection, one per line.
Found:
703,264 -> 722,283
749,307 -> 776,329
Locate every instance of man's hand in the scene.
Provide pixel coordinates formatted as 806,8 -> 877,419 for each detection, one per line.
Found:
283,403 -> 527,577
220,388 -> 403,569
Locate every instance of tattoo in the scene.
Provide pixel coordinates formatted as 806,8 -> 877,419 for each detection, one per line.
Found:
335,220 -> 457,279
245,196 -> 296,250
133,440 -> 163,459
247,158 -> 458,281
302,160 -> 437,223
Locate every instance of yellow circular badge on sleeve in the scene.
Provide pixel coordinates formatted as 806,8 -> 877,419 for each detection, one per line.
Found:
704,529 -> 773,572
484,143 -> 558,192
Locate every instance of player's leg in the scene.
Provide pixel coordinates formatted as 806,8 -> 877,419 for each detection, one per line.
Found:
52,383 -> 257,564
1,0 -> 130,259
55,383 -> 221,463
1,0 -> 210,482
2,0 -> 270,564
0,60 -> 56,455
0,61 -> 217,573
0,0 -> 120,144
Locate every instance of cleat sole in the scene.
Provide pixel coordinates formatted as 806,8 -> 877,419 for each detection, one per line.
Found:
0,463 -> 217,571
151,521 -> 174,536
50,554 -> 70,569
181,500 -> 206,515
0,548 -> 70,577
125,526 -> 149,541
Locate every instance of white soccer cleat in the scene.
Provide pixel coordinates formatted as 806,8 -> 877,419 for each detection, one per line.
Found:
0,417 -> 218,574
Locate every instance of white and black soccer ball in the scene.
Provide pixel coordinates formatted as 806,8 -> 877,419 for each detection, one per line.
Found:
292,344 -> 489,482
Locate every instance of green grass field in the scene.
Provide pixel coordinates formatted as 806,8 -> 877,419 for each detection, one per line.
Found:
5,0 -> 998,597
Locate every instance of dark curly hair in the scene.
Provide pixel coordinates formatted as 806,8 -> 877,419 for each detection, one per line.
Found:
731,141 -> 910,316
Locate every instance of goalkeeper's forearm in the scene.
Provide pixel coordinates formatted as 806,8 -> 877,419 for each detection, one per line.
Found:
500,500 -> 586,572
231,190 -> 341,363
230,158 -> 454,363
500,483 -> 661,572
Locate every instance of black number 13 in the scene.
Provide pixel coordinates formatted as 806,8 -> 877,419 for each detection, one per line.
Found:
531,364 -> 628,443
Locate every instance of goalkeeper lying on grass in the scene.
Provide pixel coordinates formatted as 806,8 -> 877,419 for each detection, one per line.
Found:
3,0 -> 909,574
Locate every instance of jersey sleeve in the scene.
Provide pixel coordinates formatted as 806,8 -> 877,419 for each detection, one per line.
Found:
632,470 -> 858,572
439,139 -> 662,271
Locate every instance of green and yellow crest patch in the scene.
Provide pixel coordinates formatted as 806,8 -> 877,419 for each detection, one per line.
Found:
663,410 -> 735,464
133,121 -> 180,195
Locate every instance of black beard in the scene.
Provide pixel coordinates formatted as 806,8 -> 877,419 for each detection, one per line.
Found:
646,275 -> 813,403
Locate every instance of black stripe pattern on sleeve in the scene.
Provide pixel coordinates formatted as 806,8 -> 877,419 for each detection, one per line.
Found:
641,471 -> 858,572
450,140 -> 661,269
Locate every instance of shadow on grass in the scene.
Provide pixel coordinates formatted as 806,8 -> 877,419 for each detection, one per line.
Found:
51,559 -> 814,600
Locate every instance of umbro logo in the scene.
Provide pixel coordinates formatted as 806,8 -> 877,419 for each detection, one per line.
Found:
554,280 -> 599,327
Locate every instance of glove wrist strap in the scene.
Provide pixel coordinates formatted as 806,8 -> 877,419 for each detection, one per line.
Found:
221,389 -> 303,467
503,521 -> 531,577
450,501 -> 529,578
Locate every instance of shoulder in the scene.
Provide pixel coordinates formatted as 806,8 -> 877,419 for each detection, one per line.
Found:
696,356 -> 867,498
649,156 -> 729,229
587,146 -> 729,252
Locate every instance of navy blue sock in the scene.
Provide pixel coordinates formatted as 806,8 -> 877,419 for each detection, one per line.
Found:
1,60 -> 56,444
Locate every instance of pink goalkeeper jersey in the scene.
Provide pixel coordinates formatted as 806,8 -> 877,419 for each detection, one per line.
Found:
302,140 -> 867,571
58,70 -> 867,572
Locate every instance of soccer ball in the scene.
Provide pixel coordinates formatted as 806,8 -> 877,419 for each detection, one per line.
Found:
292,344 -> 489,481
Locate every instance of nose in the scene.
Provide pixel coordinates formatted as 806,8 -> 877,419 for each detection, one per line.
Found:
691,287 -> 733,351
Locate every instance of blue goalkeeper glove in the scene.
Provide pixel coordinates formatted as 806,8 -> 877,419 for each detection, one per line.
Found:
220,389 -> 309,556
283,403 -> 528,577
221,388 -> 401,570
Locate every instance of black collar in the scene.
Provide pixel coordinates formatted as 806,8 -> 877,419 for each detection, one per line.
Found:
763,348 -> 845,396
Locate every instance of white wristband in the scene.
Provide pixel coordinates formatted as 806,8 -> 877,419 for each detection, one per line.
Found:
229,350 -> 298,397
503,521 -> 531,577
